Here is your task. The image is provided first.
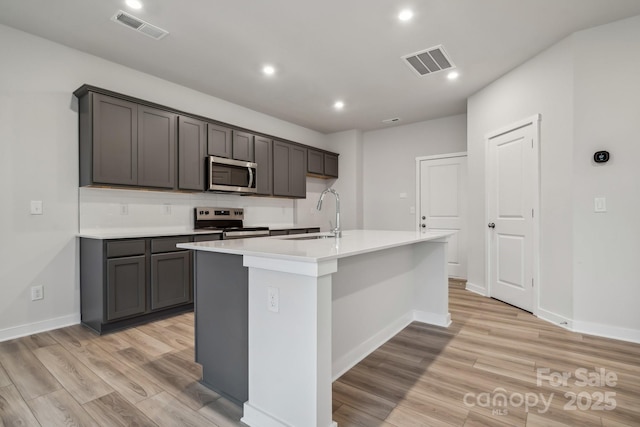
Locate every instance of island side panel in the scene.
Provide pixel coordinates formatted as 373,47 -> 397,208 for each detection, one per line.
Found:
412,240 -> 450,326
331,244 -> 416,378
241,257 -> 337,427
194,251 -> 248,405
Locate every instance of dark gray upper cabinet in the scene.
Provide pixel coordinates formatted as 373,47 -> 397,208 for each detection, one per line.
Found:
324,153 -> 339,177
307,149 -> 324,175
254,136 -> 272,195
207,123 -> 232,158
137,106 -> 177,189
178,116 -> 207,191
273,141 -> 307,198
90,94 -> 138,186
232,130 -> 255,162
307,148 -> 339,178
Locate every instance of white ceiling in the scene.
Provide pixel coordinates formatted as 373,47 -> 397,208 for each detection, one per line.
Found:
2,0 -> 640,134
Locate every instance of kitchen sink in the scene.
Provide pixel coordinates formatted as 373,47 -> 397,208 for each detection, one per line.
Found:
281,234 -> 336,240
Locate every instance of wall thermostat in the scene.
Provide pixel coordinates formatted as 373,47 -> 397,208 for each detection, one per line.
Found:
593,151 -> 609,163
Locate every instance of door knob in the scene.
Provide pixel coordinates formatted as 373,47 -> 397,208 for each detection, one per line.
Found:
488,223 -> 495,229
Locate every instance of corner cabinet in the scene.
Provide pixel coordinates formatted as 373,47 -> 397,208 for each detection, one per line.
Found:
254,136 -> 273,195
273,141 -> 307,198
77,90 -> 177,189
307,148 -> 338,178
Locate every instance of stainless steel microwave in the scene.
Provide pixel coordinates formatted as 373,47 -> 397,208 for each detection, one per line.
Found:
207,156 -> 258,194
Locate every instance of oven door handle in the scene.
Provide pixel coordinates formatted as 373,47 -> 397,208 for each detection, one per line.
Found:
248,166 -> 254,189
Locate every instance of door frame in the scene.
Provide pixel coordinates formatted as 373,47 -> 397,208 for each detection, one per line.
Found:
484,114 -> 541,315
415,152 -> 468,279
415,151 -> 468,232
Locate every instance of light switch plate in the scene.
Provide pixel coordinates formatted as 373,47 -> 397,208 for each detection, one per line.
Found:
594,197 -> 606,213
30,200 -> 43,215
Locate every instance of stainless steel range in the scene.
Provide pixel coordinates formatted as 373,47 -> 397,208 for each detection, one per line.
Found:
194,207 -> 269,239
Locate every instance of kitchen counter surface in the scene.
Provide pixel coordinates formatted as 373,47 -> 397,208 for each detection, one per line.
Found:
178,229 -> 454,262
78,228 -> 223,240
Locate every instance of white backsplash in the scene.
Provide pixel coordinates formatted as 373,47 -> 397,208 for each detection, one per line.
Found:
79,187 -> 298,232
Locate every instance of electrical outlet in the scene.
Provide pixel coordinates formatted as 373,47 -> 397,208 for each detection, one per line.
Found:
594,197 -> 606,213
163,203 -> 172,215
267,287 -> 279,313
30,200 -> 43,215
31,286 -> 43,301
120,203 -> 129,215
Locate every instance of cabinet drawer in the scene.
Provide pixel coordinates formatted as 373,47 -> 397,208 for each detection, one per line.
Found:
106,240 -> 146,258
151,236 -> 191,254
287,229 -> 308,235
269,230 -> 288,236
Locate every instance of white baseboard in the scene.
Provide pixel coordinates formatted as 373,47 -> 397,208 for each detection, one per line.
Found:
332,312 -> 413,381
572,320 -> 640,344
0,313 -> 80,343
464,281 -> 487,296
413,310 -> 451,327
537,308 -> 573,330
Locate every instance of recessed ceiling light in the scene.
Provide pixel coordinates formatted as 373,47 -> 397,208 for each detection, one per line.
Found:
125,0 -> 143,10
262,65 -> 276,76
333,101 -> 345,110
398,9 -> 413,21
447,70 -> 459,80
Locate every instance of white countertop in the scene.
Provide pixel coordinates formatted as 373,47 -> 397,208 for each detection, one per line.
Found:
178,229 -> 454,262
78,228 -> 223,239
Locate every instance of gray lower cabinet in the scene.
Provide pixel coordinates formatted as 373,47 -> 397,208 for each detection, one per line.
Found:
273,140 -> 307,198
107,255 -> 146,321
178,116 -> 207,191
151,251 -> 191,310
80,236 -> 194,334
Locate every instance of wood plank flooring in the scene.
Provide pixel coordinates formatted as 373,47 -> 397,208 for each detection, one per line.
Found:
0,282 -> 638,426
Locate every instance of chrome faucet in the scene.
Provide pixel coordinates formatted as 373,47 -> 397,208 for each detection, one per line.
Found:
316,188 -> 341,238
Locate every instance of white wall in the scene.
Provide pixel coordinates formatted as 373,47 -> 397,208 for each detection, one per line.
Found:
571,16 -> 640,338
0,24 -> 327,340
467,14 -> 640,341
467,37 -> 575,321
362,115 -> 467,230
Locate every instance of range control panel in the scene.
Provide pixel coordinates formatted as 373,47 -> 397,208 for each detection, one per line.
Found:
195,207 -> 244,221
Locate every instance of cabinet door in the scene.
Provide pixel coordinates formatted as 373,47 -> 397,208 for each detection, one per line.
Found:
254,136 -> 272,195
178,116 -> 207,190
324,153 -> 339,177
151,251 -> 191,310
273,141 -> 307,198
92,94 -> 138,185
232,130 -> 255,162
272,140 -> 291,196
307,149 -> 324,175
207,123 -> 232,158
107,255 -> 146,321
290,144 -> 307,198
138,106 -> 177,189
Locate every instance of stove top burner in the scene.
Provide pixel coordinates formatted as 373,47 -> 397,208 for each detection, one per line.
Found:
193,207 -> 269,239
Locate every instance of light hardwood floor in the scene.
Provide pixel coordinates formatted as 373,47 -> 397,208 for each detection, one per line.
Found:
1,282 -> 639,426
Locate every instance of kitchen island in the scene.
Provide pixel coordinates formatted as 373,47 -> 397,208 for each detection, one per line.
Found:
178,229 -> 453,427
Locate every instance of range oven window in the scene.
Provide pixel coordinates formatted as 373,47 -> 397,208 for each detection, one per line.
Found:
208,156 -> 257,193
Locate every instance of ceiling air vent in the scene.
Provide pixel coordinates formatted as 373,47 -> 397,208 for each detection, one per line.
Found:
111,10 -> 169,40
402,45 -> 455,77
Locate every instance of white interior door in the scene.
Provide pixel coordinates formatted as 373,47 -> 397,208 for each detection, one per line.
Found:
418,154 -> 467,279
487,119 -> 538,313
